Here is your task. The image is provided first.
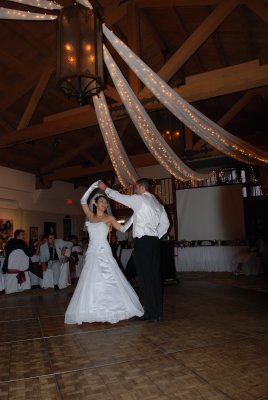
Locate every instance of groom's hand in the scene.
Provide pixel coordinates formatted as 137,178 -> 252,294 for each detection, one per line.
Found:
98,181 -> 107,191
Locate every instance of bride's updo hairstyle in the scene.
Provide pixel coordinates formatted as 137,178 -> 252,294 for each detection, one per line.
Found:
93,195 -> 109,215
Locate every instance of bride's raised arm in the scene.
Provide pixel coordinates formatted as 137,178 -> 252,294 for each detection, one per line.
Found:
80,181 -> 99,220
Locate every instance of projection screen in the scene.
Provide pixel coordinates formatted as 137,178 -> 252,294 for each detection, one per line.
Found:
176,184 -> 245,241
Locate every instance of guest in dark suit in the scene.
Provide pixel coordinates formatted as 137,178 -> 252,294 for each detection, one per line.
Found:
2,229 -> 34,274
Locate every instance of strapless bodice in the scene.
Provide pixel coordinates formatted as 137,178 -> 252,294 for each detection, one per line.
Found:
86,221 -> 109,245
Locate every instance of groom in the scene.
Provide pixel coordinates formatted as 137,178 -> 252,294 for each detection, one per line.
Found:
98,179 -> 169,322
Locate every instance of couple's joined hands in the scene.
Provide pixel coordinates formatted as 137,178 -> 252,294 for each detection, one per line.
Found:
97,181 -> 107,191
80,181 -> 106,205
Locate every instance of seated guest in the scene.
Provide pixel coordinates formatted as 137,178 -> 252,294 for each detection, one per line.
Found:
2,229 -> 34,273
3,229 -> 34,294
234,236 -> 264,276
39,233 -> 72,290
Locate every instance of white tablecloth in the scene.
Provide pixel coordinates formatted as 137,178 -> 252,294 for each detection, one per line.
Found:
174,245 -> 264,274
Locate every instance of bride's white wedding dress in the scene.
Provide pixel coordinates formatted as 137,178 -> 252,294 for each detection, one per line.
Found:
65,221 -> 144,324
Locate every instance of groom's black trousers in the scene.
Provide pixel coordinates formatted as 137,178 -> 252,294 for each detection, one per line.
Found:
134,235 -> 162,319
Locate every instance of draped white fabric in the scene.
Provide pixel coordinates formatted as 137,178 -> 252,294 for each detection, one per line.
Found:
0,7 -> 57,19
7,0 -> 62,10
103,25 -> 268,166
104,46 -> 212,182
93,91 -> 139,187
75,0 -> 93,9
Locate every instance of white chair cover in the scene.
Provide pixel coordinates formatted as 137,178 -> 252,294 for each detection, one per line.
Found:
29,254 -> 41,286
0,256 -> 5,291
0,270 -> 5,292
5,249 -> 31,294
40,268 -> 54,289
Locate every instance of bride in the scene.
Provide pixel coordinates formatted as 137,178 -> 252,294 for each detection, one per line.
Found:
65,181 -> 144,324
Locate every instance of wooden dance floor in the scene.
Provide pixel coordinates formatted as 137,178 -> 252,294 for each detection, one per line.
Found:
0,273 -> 268,399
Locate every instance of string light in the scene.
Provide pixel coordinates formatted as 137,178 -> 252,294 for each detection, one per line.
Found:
93,91 -> 139,188
103,25 -> 268,167
75,0 -> 93,9
7,0 -> 62,10
104,46 -> 213,182
0,7 -> 57,19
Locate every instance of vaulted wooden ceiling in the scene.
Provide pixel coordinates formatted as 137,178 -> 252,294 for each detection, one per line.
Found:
0,0 -> 267,188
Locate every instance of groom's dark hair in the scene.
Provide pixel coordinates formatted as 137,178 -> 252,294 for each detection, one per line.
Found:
136,178 -> 152,192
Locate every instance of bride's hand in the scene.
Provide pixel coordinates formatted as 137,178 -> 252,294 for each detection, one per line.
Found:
80,181 -> 99,205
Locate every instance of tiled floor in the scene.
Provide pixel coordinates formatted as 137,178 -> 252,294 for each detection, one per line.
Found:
0,274 -> 268,399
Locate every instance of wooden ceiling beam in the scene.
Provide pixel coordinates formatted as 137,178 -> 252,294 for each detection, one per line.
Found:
179,60 -> 268,103
244,0 -> 268,24
39,133 -> 102,174
2,21 -> 54,58
139,0 -> 240,98
170,7 -> 205,72
0,49 -> 29,76
17,64 -> 54,130
217,91 -> 258,127
43,104 -> 94,123
104,85 -> 121,102
193,89 -> 259,150
139,9 -> 169,62
0,107 -> 97,148
104,1 -> 128,27
42,153 -> 157,184
0,66 -> 48,113
1,59 -> 267,148
81,151 -> 100,166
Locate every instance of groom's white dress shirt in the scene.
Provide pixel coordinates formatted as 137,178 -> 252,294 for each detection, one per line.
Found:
105,189 -> 169,239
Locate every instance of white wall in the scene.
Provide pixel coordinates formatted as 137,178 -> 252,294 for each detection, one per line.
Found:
0,166 -> 86,240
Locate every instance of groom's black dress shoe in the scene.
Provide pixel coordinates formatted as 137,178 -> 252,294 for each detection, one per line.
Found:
136,314 -> 150,321
137,314 -> 163,322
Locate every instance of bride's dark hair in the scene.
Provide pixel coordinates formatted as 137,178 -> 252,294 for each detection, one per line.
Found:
93,195 -> 109,215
